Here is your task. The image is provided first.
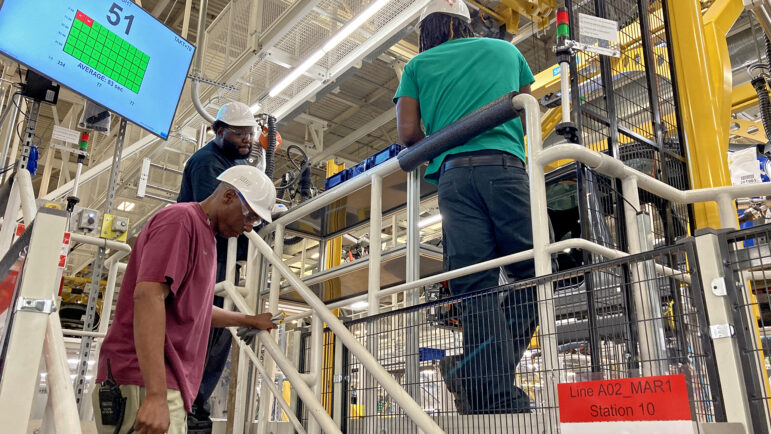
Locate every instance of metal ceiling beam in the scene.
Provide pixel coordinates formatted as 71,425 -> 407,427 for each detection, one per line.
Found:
273,0 -> 429,120
294,113 -> 329,129
151,0 -> 173,17
264,48 -> 328,81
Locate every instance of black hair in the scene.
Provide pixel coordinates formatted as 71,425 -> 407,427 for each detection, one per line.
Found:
419,13 -> 474,53
212,120 -> 227,135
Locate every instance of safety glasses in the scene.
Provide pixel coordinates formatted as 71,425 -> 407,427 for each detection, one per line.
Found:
226,127 -> 256,139
237,192 -> 262,225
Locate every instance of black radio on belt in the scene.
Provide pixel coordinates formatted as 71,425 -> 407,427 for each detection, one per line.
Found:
98,359 -> 127,429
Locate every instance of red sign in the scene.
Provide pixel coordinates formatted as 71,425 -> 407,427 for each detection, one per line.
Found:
75,10 -> 94,27
558,374 -> 691,423
58,255 -> 67,268
15,224 -> 25,237
63,232 -> 71,245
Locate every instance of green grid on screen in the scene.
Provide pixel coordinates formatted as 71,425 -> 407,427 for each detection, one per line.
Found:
63,14 -> 149,94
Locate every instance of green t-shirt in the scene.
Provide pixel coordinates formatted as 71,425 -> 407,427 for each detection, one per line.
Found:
394,37 -> 535,184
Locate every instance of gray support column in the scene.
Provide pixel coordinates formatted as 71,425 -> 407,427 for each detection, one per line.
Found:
74,118 -> 127,413
695,231 -> 756,433
404,169 -> 421,402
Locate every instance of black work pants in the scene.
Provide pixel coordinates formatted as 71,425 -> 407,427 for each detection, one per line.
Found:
438,162 -> 539,412
191,262 -> 236,416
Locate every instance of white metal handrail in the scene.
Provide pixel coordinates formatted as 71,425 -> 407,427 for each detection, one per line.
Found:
221,281 -> 331,434
241,94 -> 771,432
244,230 -> 445,433
283,236 -> 693,322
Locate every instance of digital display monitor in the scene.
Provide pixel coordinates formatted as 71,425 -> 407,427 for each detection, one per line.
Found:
0,0 -> 195,139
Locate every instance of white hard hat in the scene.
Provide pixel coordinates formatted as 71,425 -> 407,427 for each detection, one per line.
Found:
215,102 -> 259,128
419,0 -> 471,24
217,165 -> 276,223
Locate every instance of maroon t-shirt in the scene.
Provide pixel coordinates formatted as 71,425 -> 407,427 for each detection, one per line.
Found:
96,202 -> 217,412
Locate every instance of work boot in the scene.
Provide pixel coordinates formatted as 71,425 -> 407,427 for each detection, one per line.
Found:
438,355 -> 471,413
187,406 -> 213,434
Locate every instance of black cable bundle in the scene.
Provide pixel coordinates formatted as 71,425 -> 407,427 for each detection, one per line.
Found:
265,115 -> 277,179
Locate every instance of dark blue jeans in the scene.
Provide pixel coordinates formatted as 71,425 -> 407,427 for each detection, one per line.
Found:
192,262 -> 235,416
438,163 -> 539,412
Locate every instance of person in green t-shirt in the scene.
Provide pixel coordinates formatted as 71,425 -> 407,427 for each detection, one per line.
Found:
394,0 -> 538,415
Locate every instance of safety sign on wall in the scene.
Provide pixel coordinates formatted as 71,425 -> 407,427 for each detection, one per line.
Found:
559,374 -> 695,433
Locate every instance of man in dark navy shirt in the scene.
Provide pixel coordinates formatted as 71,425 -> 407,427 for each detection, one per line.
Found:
177,101 -> 258,430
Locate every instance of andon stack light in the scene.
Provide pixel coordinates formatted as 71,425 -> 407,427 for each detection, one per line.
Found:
79,132 -> 89,152
557,8 -> 570,42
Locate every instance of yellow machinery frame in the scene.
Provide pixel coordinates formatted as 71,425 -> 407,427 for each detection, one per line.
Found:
531,0 -> 745,230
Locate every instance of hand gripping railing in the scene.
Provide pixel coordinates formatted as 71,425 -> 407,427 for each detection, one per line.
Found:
244,230 -> 445,433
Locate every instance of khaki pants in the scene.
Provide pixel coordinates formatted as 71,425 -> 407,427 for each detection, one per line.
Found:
92,385 -> 187,434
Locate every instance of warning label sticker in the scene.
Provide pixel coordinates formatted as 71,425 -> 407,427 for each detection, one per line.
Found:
558,374 -> 691,423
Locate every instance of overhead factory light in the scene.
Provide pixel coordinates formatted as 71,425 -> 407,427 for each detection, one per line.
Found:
250,102 -> 261,114
268,0 -> 389,98
311,252 -> 320,259
418,214 -> 442,228
322,0 -> 389,52
117,201 -> 135,212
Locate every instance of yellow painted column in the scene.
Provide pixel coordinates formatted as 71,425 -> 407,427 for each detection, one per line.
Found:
666,0 -> 740,229
322,159 -> 345,414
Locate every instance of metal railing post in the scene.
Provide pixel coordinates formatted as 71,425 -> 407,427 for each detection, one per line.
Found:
243,237 -> 262,428
518,93 -> 559,420
0,208 -> 71,433
622,176 -> 668,376
257,224 -> 285,434
223,282 -> 338,433
404,169 -> 421,402
42,313 -> 82,433
245,230 -> 444,433
307,313 -> 324,434
694,230 -> 756,432
365,174 -> 382,421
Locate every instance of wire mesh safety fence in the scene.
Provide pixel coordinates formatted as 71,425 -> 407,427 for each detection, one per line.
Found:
311,242 -> 723,433
296,329 -> 338,428
721,223 -> 771,434
561,0 -> 692,262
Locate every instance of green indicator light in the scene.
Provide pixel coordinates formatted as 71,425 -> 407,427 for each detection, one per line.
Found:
557,23 -> 569,38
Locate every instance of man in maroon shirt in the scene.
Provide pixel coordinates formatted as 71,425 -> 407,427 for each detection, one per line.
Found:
93,165 -> 277,434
